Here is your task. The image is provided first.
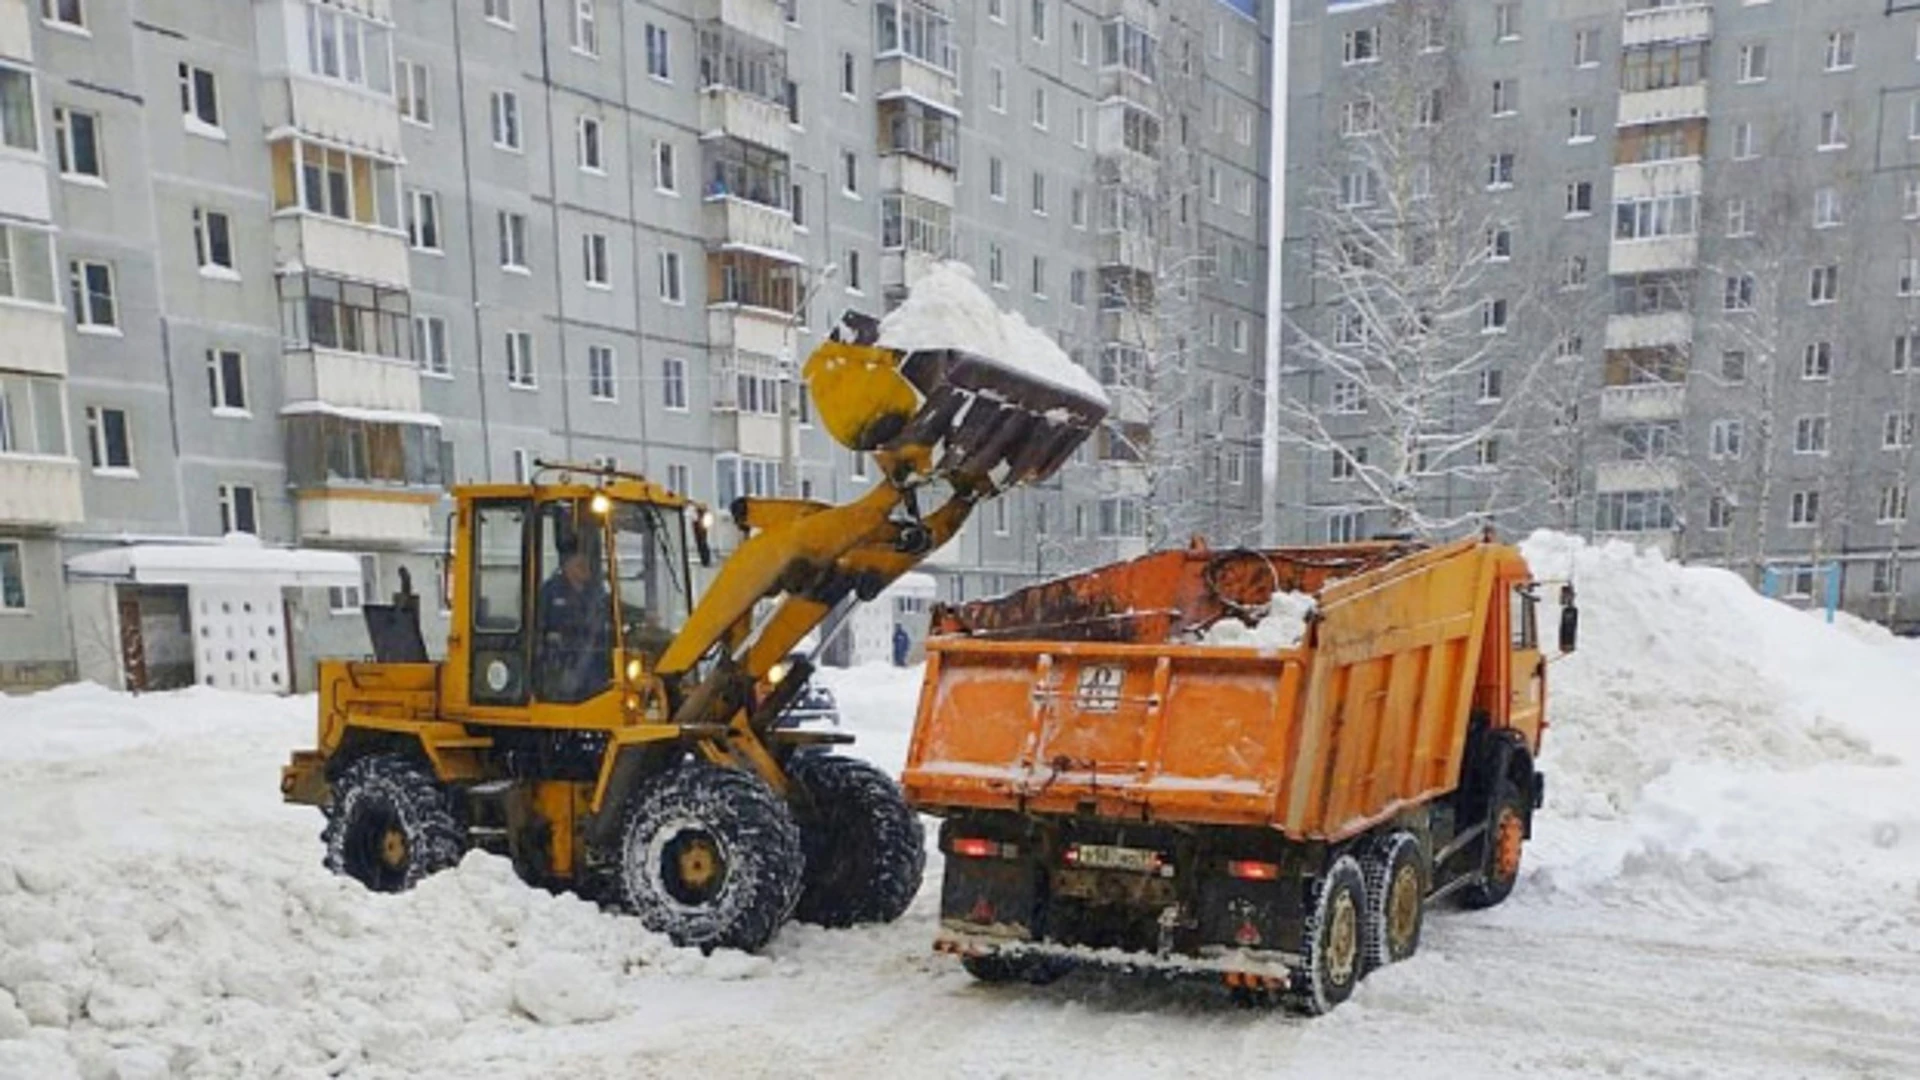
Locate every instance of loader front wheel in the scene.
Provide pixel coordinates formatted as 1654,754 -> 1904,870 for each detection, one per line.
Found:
786,752 -> 925,927
1289,854 -> 1366,1016
323,753 -> 466,893
613,762 -> 804,953
1460,781 -> 1526,910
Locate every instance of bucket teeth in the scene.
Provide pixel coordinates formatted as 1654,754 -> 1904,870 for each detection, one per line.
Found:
892,347 -> 1107,489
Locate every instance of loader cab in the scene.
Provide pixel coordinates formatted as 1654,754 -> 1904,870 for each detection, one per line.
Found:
456,479 -> 698,719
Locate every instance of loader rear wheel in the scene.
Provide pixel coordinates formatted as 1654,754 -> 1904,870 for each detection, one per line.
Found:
1289,854 -> 1366,1015
961,953 -> 1073,986
323,753 -> 466,893
1361,831 -> 1426,970
786,752 -> 926,927
1460,781 -> 1526,910
612,762 -> 803,953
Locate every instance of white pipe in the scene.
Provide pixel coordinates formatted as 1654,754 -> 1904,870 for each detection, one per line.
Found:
1259,0 -> 1291,546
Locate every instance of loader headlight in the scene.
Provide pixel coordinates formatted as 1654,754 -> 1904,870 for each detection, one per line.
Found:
590,492 -> 612,516
768,660 -> 791,686
625,658 -> 644,684
700,508 -> 716,532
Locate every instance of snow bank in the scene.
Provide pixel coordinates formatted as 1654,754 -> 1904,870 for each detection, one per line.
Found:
1198,591 -> 1316,650
877,262 -> 1109,406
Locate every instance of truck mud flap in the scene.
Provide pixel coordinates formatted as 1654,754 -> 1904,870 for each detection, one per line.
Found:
939,854 -> 1042,939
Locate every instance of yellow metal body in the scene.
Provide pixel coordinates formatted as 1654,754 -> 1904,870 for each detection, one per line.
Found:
281,330 -> 1040,891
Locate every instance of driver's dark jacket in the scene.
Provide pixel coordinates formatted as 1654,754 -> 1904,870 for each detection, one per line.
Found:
537,573 -> 610,700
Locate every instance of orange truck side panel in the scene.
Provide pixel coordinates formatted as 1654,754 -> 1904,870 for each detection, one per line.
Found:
903,538 -> 1538,842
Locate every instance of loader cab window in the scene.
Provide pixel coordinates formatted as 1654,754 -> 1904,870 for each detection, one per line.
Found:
470,500 -> 531,705
1510,585 -> 1538,650
611,500 -> 694,660
535,500 -> 614,704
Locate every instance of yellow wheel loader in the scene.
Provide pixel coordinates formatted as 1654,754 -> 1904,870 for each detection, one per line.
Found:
281,306 -> 1106,952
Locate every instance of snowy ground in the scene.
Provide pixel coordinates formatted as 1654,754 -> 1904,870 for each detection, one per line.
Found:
4,534 -> 1920,1079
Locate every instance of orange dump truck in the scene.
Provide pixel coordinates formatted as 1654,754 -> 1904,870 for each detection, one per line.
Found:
902,535 -> 1574,1012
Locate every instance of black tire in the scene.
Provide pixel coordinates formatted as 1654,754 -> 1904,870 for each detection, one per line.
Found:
1460,780 -> 1526,910
611,762 -> 804,953
1289,854 -> 1367,1015
786,752 -> 926,928
961,952 -> 1073,986
1361,831 -> 1426,970
322,753 -> 466,893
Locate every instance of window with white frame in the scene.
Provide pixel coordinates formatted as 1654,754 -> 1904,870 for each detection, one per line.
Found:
1486,224 -> 1513,260
484,0 -> 513,26
490,90 -> 520,149
571,0 -> 598,55
1030,255 -> 1046,298
68,259 -> 115,329
588,344 -> 616,400
192,208 -> 235,274
646,24 -> 671,79
1492,79 -> 1517,117
1562,254 -> 1589,289
662,356 -> 688,409
1724,273 -> 1755,311
1710,418 -> 1743,459
1327,512 -> 1362,544
583,232 -> 610,287
1342,26 -> 1377,65
1331,443 -> 1366,482
988,243 -> 1004,286
1481,297 -> 1510,333
658,250 -> 683,303
1340,97 -> 1376,137
1898,333 -> 1920,373
1721,350 -> 1748,383
1030,0 -> 1047,42
499,211 -> 528,270
841,150 -> 858,195
1819,108 -> 1847,150
0,65 -> 39,153
505,330 -> 535,388
1232,318 -> 1248,353
178,63 -> 220,132
53,107 -> 102,181
1809,264 -> 1838,305
304,4 -> 393,93
85,405 -> 132,471
1902,259 -> 1920,298
578,115 -> 604,172
988,156 -> 1005,200
1568,105 -> 1593,141
1707,495 -> 1735,531
407,189 -> 440,251
218,483 -> 257,535
1416,87 -> 1442,128
1813,186 -> 1842,228
397,59 -> 431,126
273,138 -> 400,229
413,314 -> 449,376
1031,171 -> 1047,215
1793,415 -> 1829,455
1330,380 -> 1365,414
41,0 -> 83,30
654,140 -> 677,192
0,226 -> 55,305
1880,489 -> 1910,527
1789,489 -> 1819,527
1478,368 -> 1504,402
1886,411 -> 1916,450
1613,193 -> 1698,241
666,463 -> 690,496
1726,197 -> 1750,237
1803,341 -> 1833,379
206,349 -> 246,413
1566,180 -> 1593,216
1732,121 -> 1757,160
1486,152 -> 1514,189
1031,86 -> 1048,130
0,541 -> 24,610
1825,29 -> 1855,71
1738,43 -> 1767,83
1494,2 -> 1518,40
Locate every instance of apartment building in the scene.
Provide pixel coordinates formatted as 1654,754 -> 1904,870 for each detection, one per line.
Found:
1280,0 -> 1920,628
0,0 -> 1273,692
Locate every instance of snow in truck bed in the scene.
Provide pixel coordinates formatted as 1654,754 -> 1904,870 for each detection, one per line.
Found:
876,262 -> 1110,406
4,532 -> 1920,1078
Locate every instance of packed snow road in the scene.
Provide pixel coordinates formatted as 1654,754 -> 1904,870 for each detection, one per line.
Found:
3,534 -> 1919,1079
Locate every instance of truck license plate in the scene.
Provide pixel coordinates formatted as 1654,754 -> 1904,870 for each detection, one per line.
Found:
1074,665 -> 1124,713
1072,843 -> 1162,873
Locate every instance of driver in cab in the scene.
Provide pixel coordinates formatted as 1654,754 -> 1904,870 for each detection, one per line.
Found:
538,547 -> 612,701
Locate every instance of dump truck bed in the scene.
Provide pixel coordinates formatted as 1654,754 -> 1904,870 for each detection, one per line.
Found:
903,538 -> 1520,842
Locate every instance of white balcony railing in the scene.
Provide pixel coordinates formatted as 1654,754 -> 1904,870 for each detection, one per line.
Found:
703,197 -> 796,256
698,88 -> 791,154
1623,3 -> 1712,48
1595,459 -> 1682,493
1617,84 -> 1707,128
1611,159 -> 1703,202
274,214 -> 411,289
877,153 -> 955,205
0,302 -> 68,378
1609,235 -> 1698,276
703,0 -> 786,45
281,76 -> 404,160
284,347 -> 423,413
0,454 -> 84,527
1604,311 -> 1693,352
874,55 -> 960,115
294,489 -> 436,546
1599,382 -> 1687,425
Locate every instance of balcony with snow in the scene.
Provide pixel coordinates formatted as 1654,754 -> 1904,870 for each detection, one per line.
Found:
282,402 -> 447,547
268,138 -> 411,290
702,140 -> 796,256
1617,84 -> 1707,128
258,0 -> 404,159
1599,382 -> 1687,425
700,0 -> 786,47
1622,2 -> 1711,49
710,351 -> 789,460
874,0 -> 959,114
698,28 -> 791,155
278,272 -> 421,413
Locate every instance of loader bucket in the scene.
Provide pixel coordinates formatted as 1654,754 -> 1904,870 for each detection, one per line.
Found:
803,311 -> 1108,491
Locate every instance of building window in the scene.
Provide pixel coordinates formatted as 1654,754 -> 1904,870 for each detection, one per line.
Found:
662,356 -> 688,410
841,150 -> 858,196
654,140 -> 677,193
1732,122 -> 1757,160
484,0 -> 513,26
0,66 -> 39,153
1726,197 -> 1750,237
1478,369 -> 1504,402
571,0 -> 598,55
666,463 -> 690,496
1486,152 -> 1515,189
583,232 -> 611,288
1326,512 -> 1362,544
587,344 -> 616,401
1074,105 -> 1089,147
178,63 -> 221,132
1069,268 -> 1087,307
505,330 -> 535,388
68,259 -> 116,330
1340,169 -> 1377,208
85,405 -> 132,472
1886,411 -> 1917,450
1492,79 -> 1517,117
53,107 -> 103,181
988,157 -> 1005,200
1494,3 -> 1518,40
1340,97 -> 1376,137
1486,225 -> 1513,261
1330,380 -> 1365,414
1897,334 -> 1920,374
0,541 -> 23,610
1481,297 -> 1509,334
413,315 -> 449,377
1030,255 -> 1046,298
1907,180 -> 1920,221
407,189 -> 441,251
1568,105 -> 1593,141
987,243 -> 1004,287
0,226 -> 54,305
1825,29 -> 1856,72
1561,255 -> 1588,290
578,116 -> 603,172
1710,418 -> 1743,460
511,449 -> 532,485
1342,26 -> 1377,65
1613,193 -> 1698,241
1232,318 -> 1249,353
1566,180 -> 1593,217
218,484 -> 258,535
1724,274 -> 1755,312
646,23 -> 671,80
989,66 -> 1006,113
791,183 -> 805,227
1809,264 -> 1839,305
1331,444 -> 1366,482
659,250 -> 683,303
1880,489 -> 1910,527
273,138 -> 400,228
397,59 -> 431,126
1793,415 -> 1829,455
192,209 -> 235,275
490,90 -> 521,150
41,0 -> 83,29
304,5 -> 393,93
499,211 -> 528,270
840,50 -> 856,97
1901,259 -> 1920,298
1818,109 -> 1847,150
1802,341 -> 1833,380
206,349 -> 247,413
846,249 -> 862,292
1415,87 -> 1442,128
1737,43 -> 1768,83
1030,0 -> 1047,41
279,273 -> 411,358
1031,171 -> 1047,215
1573,27 -> 1598,67
1031,86 -> 1048,130
1813,186 -> 1842,228
1789,490 -> 1820,527
1597,491 -> 1676,533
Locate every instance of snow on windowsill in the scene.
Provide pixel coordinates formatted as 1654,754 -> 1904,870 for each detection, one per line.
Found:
92,467 -> 140,480
198,265 -> 242,283
75,324 -> 124,338
182,117 -> 228,143
211,407 -> 251,420
61,173 -> 108,190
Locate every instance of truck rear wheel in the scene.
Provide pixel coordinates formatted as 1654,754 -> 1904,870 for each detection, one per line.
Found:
1361,831 -> 1425,969
786,752 -> 926,927
323,753 -> 466,893
1290,854 -> 1366,1015
1460,781 -> 1526,910
612,762 -> 804,952
961,952 -> 1073,986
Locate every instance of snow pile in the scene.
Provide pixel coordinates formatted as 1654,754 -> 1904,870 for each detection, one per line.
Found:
1198,591 -> 1317,650
877,262 -> 1109,406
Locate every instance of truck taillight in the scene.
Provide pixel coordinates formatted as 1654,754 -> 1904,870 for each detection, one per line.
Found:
1226,859 -> 1280,881
951,837 -> 1017,859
